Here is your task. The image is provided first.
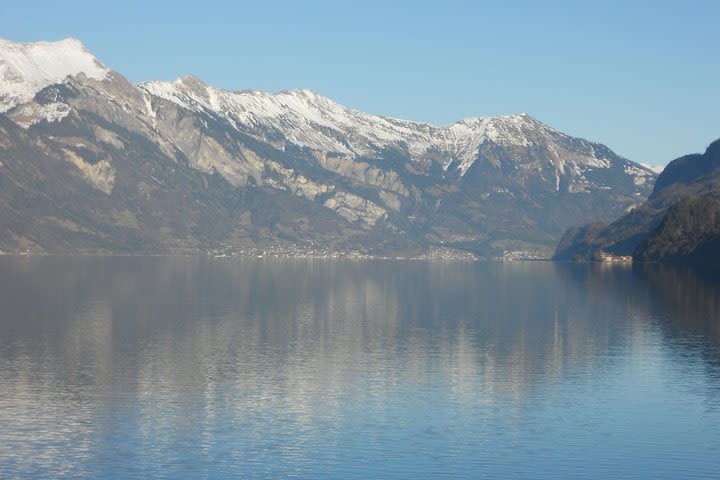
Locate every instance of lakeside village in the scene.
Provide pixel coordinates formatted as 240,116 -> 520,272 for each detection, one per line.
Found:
208,243 -> 548,262
208,245 -> 633,263
0,245 -> 627,263
209,244 -> 478,261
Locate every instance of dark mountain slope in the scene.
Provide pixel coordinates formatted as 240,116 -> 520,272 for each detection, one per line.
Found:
555,139 -> 720,261
634,194 -> 720,270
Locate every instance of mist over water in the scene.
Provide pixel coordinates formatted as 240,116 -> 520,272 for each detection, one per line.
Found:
1,257 -> 719,478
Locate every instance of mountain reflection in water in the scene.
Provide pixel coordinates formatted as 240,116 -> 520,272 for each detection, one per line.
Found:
0,257 -> 718,479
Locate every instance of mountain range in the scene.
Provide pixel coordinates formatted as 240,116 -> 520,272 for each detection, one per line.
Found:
0,38 -> 657,256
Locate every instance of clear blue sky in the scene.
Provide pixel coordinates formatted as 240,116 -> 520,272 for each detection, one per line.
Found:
2,0 -> 718,165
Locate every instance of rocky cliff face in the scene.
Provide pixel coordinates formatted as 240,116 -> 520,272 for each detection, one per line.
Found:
0,38 -> 656,255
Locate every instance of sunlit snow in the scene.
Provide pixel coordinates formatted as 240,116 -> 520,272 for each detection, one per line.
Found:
0,38 -> 108,112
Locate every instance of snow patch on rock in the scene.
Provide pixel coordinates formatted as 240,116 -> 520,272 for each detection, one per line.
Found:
8,101 -> 71,128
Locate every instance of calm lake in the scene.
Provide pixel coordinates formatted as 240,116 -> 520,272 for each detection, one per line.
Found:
0,256 -> 719,479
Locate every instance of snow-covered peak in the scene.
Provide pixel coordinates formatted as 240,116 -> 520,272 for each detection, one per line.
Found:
141,76 -> 557,167
0,38 -> 109,112
140,76 -> 652,178
141,75 -> 650,179
142,76 -> 425,153
641,163 -> 664,174
448,113 -> 553,144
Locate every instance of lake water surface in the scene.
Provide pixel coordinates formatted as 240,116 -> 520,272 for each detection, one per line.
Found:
1,257 -> 719,478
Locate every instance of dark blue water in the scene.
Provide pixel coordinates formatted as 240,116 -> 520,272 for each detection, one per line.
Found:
0,257 -> 719,479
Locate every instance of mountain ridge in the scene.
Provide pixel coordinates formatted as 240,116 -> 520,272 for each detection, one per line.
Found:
139,73 -> 643,180
0,38 -> 657,256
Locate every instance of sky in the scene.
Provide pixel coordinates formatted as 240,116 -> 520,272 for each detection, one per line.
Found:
1,0 -> 718,166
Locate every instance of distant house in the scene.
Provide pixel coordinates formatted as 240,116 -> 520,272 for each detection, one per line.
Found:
594,250 -> 633,263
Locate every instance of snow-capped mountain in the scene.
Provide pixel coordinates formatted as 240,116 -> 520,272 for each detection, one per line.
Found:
141,76 -> 544,173
0,38 -> 108,113
140,75 -> 653,182
0,38 -> 657,255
